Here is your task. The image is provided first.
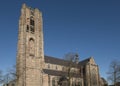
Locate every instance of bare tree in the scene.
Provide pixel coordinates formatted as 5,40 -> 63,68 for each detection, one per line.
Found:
8,65 -> 17,80
2,65 -> 17,85
3,74 -> 12,85
0,70 -> 3,84
107,60 -> 120,86
0,70 -> 13,85
63,52 -> 79,86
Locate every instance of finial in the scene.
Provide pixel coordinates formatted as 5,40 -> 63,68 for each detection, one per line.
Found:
22,3 -> 26,8
75,53 -> 79,64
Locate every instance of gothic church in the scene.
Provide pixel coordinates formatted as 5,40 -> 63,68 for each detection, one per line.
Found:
7,4 -> 106,86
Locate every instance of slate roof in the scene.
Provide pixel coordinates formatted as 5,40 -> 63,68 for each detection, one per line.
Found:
45,55 -> 69,66
43,69 -> 81,78
44,55 -> 96,68
78,57 -> 91,65
44,55 -> 79,68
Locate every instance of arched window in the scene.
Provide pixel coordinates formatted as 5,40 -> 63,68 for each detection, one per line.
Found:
30,16 -> 35,33
26,25 -> 29,32
78,81 -> 82,86
52,78 -> 55,86
48,64 -> 50,69
30,26 -> 34,33
29,38 -> 35,56
30,19 -> 34,26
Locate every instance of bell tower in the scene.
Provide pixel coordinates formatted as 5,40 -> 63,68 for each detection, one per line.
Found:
16,3 -> 44,86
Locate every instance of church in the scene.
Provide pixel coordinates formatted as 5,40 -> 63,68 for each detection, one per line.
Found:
6,4 -> 107,86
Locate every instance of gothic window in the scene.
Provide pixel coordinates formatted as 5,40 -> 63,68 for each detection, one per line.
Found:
52,78 -> 55,86
78,82 -> 82,86
48,64 -> 50,69
29,38 -> 35,56
26,25 -> 29,32
83,67 -> 86,75
58,76 -> 68,86
30,17 -> 35,33
30,19 -> 34,26
30,26 -> 34,33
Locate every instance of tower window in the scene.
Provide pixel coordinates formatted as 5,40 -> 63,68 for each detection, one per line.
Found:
30,26 -> 34,33
26,25 -> 29,32
30,17 -> 35,34
30,19 -> 34,26
52,78 -> 55,86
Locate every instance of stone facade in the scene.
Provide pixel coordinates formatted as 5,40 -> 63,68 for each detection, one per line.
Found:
8,3 -> 106,86
16,3 -> 44,86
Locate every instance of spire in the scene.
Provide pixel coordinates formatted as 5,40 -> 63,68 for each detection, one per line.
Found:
75,53 -> 79,64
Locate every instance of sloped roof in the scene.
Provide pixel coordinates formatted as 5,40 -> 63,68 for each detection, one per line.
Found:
43,69 -> 81,78
44,55 -> 96,67
45,55 -> 68,66
44,55 -> 79,67
78,57 -> 96,65
78,57 -> 90,65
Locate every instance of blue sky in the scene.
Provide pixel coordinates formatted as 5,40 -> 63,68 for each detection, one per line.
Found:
0,0 -> 120,82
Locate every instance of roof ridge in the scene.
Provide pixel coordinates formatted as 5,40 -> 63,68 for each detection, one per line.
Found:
45,55 -> 68,62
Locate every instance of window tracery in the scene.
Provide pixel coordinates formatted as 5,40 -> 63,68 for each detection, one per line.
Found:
52,78 -> 55,86
26,16 -> 35,33
30,17 -> 35,34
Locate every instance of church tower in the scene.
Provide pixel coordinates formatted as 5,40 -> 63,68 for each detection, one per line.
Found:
16,4 -> 44,86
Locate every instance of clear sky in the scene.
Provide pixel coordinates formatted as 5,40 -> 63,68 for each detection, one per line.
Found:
0,0 -> 120,82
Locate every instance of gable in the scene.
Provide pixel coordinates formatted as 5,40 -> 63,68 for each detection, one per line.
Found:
89,57 -> 96,65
